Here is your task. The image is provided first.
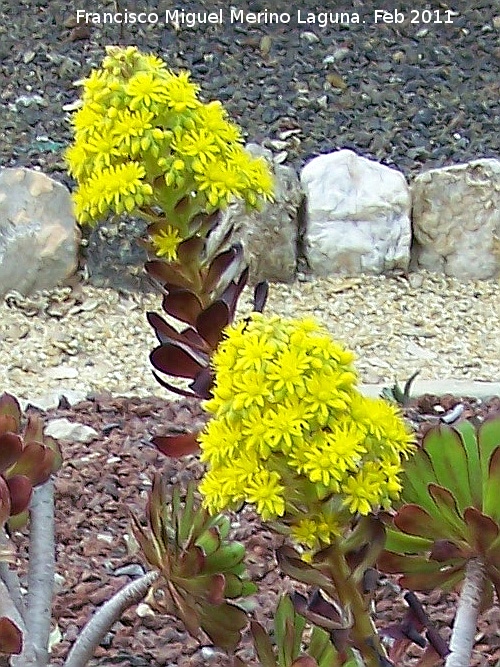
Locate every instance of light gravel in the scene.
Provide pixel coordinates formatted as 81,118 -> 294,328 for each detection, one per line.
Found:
0,271 -> 498,403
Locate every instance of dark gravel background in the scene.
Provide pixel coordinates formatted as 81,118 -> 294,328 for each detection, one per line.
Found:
1,0 -> 499,182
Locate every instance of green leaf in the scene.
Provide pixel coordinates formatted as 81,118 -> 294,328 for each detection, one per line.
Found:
178,482 -> 196,544
251,620 -> 278,667
274,595 -> 301,667
483,446 -> 500,523
478,417 -> 500,484
427,484 -> 467,538
203,542 -> 246,574
400,449 -> 446,522
423,424 -> 474,512
383,527 -> 433,554
199,601 -> 248,652
454,420 -> 482,507
308,626 -> 338,666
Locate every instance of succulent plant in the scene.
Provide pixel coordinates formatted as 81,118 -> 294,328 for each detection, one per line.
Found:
233,594 -> 340,667
378,415 -> 500,664
130,475 -> 257,652
379,415 -> 500,596
380,370 -> 420,408
0,393 -> 62,528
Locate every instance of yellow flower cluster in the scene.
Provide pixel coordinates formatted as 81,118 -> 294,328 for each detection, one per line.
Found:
65,45 -> 274,242
198,313 -> 415,552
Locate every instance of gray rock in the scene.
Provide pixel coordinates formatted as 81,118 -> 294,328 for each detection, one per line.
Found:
44,418 -> 98,444
0,168 -> 79,297
301,150 -> 411,276
19,390 -> 87,412
212,144 -> 302,283
411,158 -> 500,279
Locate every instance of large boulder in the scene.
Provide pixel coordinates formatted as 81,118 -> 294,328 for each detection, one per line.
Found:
0,168 -> 79,297
411,159 -> 500,279
301,149 -> 411,276
213,144 -> 302,283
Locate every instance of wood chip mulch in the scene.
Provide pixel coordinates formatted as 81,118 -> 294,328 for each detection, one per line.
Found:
10,392 -> 500,666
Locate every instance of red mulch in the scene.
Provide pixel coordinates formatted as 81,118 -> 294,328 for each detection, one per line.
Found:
10,392 -> 500,666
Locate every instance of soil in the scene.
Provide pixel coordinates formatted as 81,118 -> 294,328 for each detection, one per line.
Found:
10,391 -> 500,666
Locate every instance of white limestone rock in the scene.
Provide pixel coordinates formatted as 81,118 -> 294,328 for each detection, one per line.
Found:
0,168 -> 79,297
213,144 -> 302,283
411,159 -> 500,279
301,150 -> 411,276
45,418 -> 98,444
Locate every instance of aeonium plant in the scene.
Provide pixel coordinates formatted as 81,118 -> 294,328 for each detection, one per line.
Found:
64,45 -> 274,261
378,415 -> 500,667
152,312 -> 417,667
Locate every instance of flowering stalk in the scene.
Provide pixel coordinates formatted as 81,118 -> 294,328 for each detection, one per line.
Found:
321,540 -> 386,667
65,45 -> 273,262
160,312 -> 416,663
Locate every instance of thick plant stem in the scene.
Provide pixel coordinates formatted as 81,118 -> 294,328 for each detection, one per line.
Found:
63,570 -> 158,667
24,479 -> 55,667
0,529 -> 25,622
326,541 -> 387,667
445,557 -> 485,667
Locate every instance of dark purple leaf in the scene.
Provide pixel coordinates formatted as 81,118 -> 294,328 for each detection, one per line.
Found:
151,371 -> 199,398
253,281 -> 269,313
144,260 -> 191,290
205,245 -> 243,294
219,267 -> 249,319
0,616 -> 23,654
6,475 -> 33,516
196,301 -> 230,349
147,312 -> 208,351
177,235 -> 205,264
189,369 -> 214,399
162,290 -> 203,325
0,433 -> 23,473
150,343 -> 207,379
152,433 -> 201,458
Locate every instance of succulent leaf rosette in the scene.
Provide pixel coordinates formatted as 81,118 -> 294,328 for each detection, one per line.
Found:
196,313 -> 416,554
65,45 -> 273,260
379,415 -> 500,605
131,476 -> 256,651
0,393 -> 62,529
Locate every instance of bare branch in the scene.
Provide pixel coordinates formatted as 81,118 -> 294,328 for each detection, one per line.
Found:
445,557 -> 485,667
63,570 -> 159,667
25,479 -> 55,666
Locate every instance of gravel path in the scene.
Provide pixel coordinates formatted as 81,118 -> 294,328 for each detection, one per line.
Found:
1,271 -> 498,402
